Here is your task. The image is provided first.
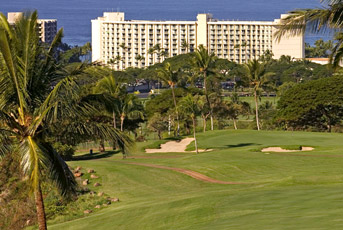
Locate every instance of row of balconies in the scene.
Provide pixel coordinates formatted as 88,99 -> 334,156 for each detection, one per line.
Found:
209,25 -> 271,29
105,24 -> 195,30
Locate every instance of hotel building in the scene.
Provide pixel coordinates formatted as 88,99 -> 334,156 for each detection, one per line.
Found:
7,12 -> 57,43
92,12 -> 304,70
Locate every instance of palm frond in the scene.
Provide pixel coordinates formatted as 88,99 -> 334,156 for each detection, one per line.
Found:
0,25 -> 27,123
19,136 -> 48,191
61,120 -> 133,154
0,128 -> 14,159
40,142 -> 77,198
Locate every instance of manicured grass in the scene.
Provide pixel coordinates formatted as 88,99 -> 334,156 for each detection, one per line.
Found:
49,130 -> 343,230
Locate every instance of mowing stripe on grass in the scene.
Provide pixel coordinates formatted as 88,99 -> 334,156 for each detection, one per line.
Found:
124,162 -> 246,185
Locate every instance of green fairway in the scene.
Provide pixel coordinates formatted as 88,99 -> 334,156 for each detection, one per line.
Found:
49,130 -> 343,230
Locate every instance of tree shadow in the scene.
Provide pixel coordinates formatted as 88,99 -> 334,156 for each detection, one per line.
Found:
70,150 -> 121,161
225,143 -> 259,148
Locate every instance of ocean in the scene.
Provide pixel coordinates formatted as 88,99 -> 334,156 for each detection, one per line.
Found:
1,0 -> 329,46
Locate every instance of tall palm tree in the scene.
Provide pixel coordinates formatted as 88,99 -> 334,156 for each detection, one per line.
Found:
243,60 -> 274,130
193,45 -> 217,131
0,12 -> 131,230
179,94 -> 200,154
274,0 -> 343,69
157,62 -> 181,135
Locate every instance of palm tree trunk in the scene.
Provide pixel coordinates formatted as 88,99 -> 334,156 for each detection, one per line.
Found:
171,86 -> 180,136
202,115 -> 206,132
120,115 -> 124,132
168,115 -> 171,136
233,119 -> 238,130
35,185 -> 47,230
192,116 -> 198,154
210,116 -> 214,131
203,72 -> 214,131
99,139 -> 105,152
254,90 -> 260,131
113,111 -> 116,129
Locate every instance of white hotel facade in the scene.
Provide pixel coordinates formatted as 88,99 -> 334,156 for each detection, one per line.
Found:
7,12 -> 57,43
92,12 -> 304,70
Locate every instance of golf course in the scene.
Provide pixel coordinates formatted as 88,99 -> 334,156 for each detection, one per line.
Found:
48,130 -> 343,230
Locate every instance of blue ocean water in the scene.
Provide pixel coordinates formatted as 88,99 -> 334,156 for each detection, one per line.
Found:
1,0 -> 329,46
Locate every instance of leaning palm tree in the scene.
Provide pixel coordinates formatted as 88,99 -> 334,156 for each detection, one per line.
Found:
179,94 -> 200,154
157,62 -> 182,135
274,0 -> 343,69
243,60 -> 274,130
193,45 -> 217,130
0,11 -> 131,230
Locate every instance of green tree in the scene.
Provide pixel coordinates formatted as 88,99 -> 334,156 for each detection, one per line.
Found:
181,40 -> 190,53
157,62 -> 182,135
0,12 -> 131,229
193,45 -> 217,130
277,75 -> 343,132
179,94 -> 201,154
305,39 -> 333,58
147,113 -> 168,139
119,94 -> 144,132
94,71 -> 126,129
226,93 -> 251,130
242,60 -> 274,130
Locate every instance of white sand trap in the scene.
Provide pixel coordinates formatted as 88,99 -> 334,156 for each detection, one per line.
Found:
145,138 -> 212,153
261,147 -> 314,153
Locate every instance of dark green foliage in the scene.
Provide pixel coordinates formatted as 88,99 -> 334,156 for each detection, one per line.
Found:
145,87 -> 201,118
266,58 -> 332,85
277,76 -> 343,131
52,142 -> 75,161
147,113 -> 169,139
305,39 -> 333,58
58,42 -> 91,64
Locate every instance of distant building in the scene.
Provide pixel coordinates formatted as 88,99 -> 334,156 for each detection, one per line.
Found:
7,12 -> 57,43
91,12 -> 304,70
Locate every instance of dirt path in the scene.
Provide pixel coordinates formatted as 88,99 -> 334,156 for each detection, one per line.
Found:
145,138 -> 212,153
125,162 -> 244,185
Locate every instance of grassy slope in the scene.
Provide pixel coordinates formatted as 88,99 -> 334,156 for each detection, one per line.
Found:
49,130 -> 343,230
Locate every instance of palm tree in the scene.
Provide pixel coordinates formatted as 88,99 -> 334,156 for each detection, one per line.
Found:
181,40 -> 190,53
0,12 -> 131,229
94,72 -> 126,129
273,0 -> 343,69
118,94 -> 144,132
196,95 -> 211,132
179,94 -> 200,154
242,60 -> 274,130
157,62 -> 181,135
226,93 -> 251,130
135,54 -> 145,66
193,45 -> 217,130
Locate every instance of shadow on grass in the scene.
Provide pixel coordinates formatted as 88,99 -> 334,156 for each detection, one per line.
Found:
71,150 -> 121,161
225,143 -> 259,148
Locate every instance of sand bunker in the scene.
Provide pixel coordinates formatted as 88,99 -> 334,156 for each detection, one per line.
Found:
145,138 -> 212,153
261,147 -> 314,153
